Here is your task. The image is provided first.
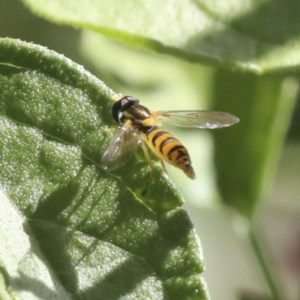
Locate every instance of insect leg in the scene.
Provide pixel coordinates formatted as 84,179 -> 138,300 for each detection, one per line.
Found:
141,142 -> 153,166
160,160 -> 169,176
141,143 -> 153,195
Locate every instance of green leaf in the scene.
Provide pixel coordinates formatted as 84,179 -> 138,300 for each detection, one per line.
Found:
0,38 -> 209,300
22,0 -> 300,74
212,70 -> 298,217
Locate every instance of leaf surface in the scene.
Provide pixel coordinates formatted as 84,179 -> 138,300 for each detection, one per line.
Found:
0,38 -> 209,300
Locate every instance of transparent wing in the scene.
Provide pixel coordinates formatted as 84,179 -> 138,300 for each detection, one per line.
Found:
157,110 -> 240,129
101,123 -> 142,171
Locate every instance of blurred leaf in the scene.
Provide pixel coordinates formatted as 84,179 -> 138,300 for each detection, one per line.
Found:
212,70 -> 298,217
238,291 -> 271,300
287,93 -> 300,140
79,32 -> 202,107
22,0 -> 300,74
0,0 -> 81,63
0,38 -> 209,299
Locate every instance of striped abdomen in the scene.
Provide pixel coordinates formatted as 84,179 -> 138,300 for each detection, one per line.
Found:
141,126 -> 196,179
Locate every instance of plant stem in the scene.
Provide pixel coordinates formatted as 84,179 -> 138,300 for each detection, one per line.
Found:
248,223 -> 286,300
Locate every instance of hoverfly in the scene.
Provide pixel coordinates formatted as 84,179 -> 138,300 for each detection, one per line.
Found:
101,95 -> 239,179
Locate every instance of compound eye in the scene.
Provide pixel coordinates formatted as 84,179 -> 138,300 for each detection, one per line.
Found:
111,96 -> 140,123
112,99 -> 123,123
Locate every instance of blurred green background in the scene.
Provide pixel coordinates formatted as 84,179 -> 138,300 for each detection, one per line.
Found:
1,0 -> 299,299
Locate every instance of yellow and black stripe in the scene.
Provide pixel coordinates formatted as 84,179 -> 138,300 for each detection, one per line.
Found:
141,126 -> 196,179
110,95 -> 196,179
